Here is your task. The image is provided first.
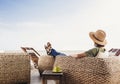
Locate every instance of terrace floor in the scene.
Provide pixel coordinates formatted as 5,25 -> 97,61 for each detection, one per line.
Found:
31,68 -> 56,84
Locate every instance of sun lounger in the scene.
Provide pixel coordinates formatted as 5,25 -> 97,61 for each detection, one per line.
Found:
21,47 -> 40,68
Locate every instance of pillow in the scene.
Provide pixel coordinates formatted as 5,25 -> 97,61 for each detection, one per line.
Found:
108,48 -> 120,56
96,51 -> 109,58
115,49 -> 120,56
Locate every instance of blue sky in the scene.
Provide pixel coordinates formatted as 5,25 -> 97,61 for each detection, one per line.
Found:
0,0 -> 120,51
0,0 -> 84,22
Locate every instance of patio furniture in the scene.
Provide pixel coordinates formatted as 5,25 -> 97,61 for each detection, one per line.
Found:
42,70 -> 63,84
21,47 -> 55,76
0,53 -> 30,84
21,47 -> 40,68
53,56 -> 120,84
38,55 -> 55,76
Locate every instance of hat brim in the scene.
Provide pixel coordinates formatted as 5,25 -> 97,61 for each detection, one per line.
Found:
89,32 -> 107,45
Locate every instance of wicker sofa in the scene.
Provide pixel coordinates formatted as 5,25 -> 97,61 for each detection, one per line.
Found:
53,56 -> 120,84
0,53 -> 30,84
38,55 -> 55,75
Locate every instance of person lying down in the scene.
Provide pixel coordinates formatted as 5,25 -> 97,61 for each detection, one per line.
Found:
44,29 -> 107,59
44,42 -> 67,57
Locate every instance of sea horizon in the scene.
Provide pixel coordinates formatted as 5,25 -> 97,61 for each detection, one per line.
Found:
0,50 -> 84,56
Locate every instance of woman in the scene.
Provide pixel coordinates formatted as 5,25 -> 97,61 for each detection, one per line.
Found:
71,29 -> 107,58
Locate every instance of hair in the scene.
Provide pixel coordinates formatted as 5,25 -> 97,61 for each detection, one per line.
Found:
94,43 -> 105,47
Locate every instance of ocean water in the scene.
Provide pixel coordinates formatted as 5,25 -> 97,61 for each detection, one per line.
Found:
0,50 -> 84,56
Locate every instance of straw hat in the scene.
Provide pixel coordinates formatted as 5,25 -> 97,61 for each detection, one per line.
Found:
89,30 -> 107,45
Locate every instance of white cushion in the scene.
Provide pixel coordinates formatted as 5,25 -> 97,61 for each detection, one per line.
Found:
96,51 -> 109,58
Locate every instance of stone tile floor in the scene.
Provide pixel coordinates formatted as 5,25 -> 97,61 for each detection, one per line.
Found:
31,68 -> 55,84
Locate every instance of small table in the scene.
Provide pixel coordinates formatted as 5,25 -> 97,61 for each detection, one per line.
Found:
42,70 -> 63,84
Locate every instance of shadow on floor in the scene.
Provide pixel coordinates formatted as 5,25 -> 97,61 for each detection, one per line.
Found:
31,68 -> 55,84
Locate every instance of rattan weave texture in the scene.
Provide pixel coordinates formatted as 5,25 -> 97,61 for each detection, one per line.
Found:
54,56 -> 120,84
38,55 -> 55,74
0,53 -> 30,84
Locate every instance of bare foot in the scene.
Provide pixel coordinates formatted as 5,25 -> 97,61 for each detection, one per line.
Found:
47,42 -> 51,48
44,44 -> 51,54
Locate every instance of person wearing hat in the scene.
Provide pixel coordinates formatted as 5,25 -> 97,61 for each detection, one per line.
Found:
71,29 -> 107,58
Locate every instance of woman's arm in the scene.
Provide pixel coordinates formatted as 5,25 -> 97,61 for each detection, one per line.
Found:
71,52 -> 87,58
